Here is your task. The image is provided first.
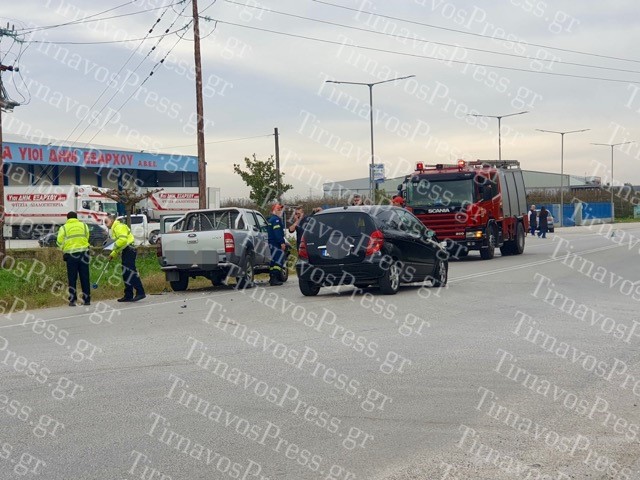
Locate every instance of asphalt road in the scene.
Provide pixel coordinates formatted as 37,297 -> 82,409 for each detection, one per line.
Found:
1,224 -> 640,480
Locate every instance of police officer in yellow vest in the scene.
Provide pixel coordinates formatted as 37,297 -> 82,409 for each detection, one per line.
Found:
57,211 -> 91,307
104,214 -> 146,302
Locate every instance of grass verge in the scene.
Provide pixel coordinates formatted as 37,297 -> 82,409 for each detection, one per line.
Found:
0,247 -> 209,310
0,246 -> 294,311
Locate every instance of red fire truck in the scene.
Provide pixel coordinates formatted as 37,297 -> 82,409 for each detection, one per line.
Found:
400,160 -> 529,259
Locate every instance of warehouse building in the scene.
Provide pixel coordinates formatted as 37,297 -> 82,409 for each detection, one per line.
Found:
322,167 -> 595,197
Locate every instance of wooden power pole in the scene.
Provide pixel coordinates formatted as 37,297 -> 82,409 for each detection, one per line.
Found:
192,0 -> 207,209
0,63 -> 20,257
274,127 -> 281,202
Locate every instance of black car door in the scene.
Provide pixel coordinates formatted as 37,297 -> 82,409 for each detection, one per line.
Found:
398,210 -> 437,275
374,209 -> 422,278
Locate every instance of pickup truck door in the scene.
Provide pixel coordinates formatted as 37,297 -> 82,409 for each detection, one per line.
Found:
253,212 -> 270,265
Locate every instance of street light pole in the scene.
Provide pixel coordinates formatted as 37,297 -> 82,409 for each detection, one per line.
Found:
468,111 -> 528,161
591,141 -> 635,224
325,75 -> 415,201
536,128 -> 589,227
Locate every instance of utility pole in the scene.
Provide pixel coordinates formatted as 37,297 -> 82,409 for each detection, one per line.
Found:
192,0 -> 207,209
274,127 -> 281,203
0,61 -> 20,257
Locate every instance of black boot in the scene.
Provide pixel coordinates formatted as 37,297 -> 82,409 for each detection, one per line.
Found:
269,271 -> 283,286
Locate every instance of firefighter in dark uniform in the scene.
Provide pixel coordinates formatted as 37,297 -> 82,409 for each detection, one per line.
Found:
57,211 -> 91,306
267,203 -> 286,286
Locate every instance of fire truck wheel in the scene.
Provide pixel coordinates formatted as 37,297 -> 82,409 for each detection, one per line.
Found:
513,222 -> 525,255
480,225 -> 496,260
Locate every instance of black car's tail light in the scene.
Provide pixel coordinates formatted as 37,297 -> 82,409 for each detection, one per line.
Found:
365,230 -> 384,256
298,237 -> 309,259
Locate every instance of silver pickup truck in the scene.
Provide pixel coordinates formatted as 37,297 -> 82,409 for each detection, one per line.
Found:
158,208 -> 282,291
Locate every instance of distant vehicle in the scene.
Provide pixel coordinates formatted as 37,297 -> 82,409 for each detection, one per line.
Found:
158,208 -> 278,291
399,160 -> 529,259
536,209 -> 555,233
296,206 -> 448,296
3,185 -> 117,240
38,223 -> 109,248
117,214 -> 160,246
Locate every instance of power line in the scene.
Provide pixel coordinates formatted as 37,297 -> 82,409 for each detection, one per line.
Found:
64,2 -> 184,146
25,26 -> 189,45
164,133 -> 275,149
311,0 -> 640,66
224,0 -> 640,75
81,19 -> 195,150
208,17 -> 640,84
16,0 -> 180,35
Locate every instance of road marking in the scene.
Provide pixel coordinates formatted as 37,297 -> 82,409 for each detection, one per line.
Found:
450,243 -> 621,283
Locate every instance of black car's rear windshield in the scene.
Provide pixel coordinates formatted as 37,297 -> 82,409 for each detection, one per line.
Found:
306,212 -> 375,239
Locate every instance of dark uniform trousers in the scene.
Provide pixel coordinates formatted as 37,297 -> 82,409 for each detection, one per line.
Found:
65,252 -> 90,304
122,246 -> 145,298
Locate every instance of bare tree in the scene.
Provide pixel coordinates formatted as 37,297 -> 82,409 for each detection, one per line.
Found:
92,187 -> 163,226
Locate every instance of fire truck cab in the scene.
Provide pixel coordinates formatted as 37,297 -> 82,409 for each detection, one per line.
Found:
400,160 -> 529,260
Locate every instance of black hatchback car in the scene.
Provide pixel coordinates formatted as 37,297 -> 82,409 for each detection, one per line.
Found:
296,206 -> 448,296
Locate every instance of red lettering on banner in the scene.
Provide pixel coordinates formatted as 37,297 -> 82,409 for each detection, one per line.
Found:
2,145 -> 12,160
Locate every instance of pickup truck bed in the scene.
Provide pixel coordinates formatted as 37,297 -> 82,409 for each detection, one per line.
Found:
158,207 -> 281,291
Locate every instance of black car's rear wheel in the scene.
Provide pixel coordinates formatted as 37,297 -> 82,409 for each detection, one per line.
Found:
379,259 -> 401,295
432,260 -> 448,287
299,279 -> 320,296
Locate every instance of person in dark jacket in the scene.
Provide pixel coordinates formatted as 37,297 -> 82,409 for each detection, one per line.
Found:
529,205 -> 537,236
267,203 -> 286,286
538,206 -> 549,238
288,206 -> 309,250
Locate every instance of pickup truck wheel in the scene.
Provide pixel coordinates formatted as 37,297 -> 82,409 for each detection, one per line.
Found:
299,279 -> 320,296
480,225 -> 496,260
280,266 -> 289,283
379,259 -> 401,295
148,230 -> 159,245
236,253 -> 255,289
431,259 -> 448,287
210,272 -> 225,287
170,272 -> 189,292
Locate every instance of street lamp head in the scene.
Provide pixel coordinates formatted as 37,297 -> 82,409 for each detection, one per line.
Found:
537,128 -> 590,135
468,111 -> 529,119
592,141 -> 634,147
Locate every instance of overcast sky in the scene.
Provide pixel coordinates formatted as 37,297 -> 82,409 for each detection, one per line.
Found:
2,0 -> 640,198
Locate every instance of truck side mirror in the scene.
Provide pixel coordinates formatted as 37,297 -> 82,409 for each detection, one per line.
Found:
482,187 -> 493,201
397,184 -> 403,191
